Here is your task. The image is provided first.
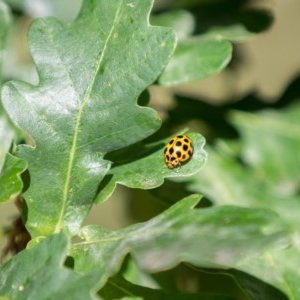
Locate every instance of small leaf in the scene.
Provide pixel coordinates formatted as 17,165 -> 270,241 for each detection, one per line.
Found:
96,132 -> 206,203
1,0 -> 176,237
0,153 -> 27,202
157,8 -> 266,86
71,195 -> 289,286
0,233 -> 101,300
159,37 -> 232,85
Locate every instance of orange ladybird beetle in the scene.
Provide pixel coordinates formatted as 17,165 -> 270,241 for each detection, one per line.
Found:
164,135 -> 193,169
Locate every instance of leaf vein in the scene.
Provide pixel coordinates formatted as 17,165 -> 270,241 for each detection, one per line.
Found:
55,1 -> 125,233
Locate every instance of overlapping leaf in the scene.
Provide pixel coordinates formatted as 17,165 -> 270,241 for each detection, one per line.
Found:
1,0 -> 176,237
231,106 -> 300,195
159,22 -> 258,85
151,10 -> 195,41
190,104 -> 300,298
155,8 -> 265,85
159,35 -> 232,86
71,195 -> 289,289
100,274 -> 235,300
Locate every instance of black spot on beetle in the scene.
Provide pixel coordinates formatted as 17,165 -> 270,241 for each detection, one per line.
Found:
176,151 -> 181,157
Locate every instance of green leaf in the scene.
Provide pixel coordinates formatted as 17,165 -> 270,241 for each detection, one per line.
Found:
159,37 -> 232,86
152,10 -> 247,86
204,24 -> 256,43
156,9 -> 263,86
231,246 -> 300,300
1,0 -> 176,237
189,104 -> 300,298
191,149 -> 299,299
119,298 -> 143,300
229,270 -> 289,300
0,153 -> 27,202
0,233 -> 101,300
71,195 -> 289,287
151,10 -> 195,41
8,0 -> 82,21
0,99 -> 25,203
167,1 -> 274,33
0,115 -> 14,168
100,275 -> 235,300
96,132 -> 206,203
0,1 -> 11,55
231,105 -> 300,195
0,1 -> 11,84
0,1 -> 14,156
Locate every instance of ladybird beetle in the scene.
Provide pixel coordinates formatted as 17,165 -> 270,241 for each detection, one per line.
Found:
164,135 -> 193,169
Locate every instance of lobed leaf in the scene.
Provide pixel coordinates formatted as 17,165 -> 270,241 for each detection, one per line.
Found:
71,195 -> 289,288
1,0 -> 176,237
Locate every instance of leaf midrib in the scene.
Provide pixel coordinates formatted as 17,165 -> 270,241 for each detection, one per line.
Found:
54,1 -> 124,233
